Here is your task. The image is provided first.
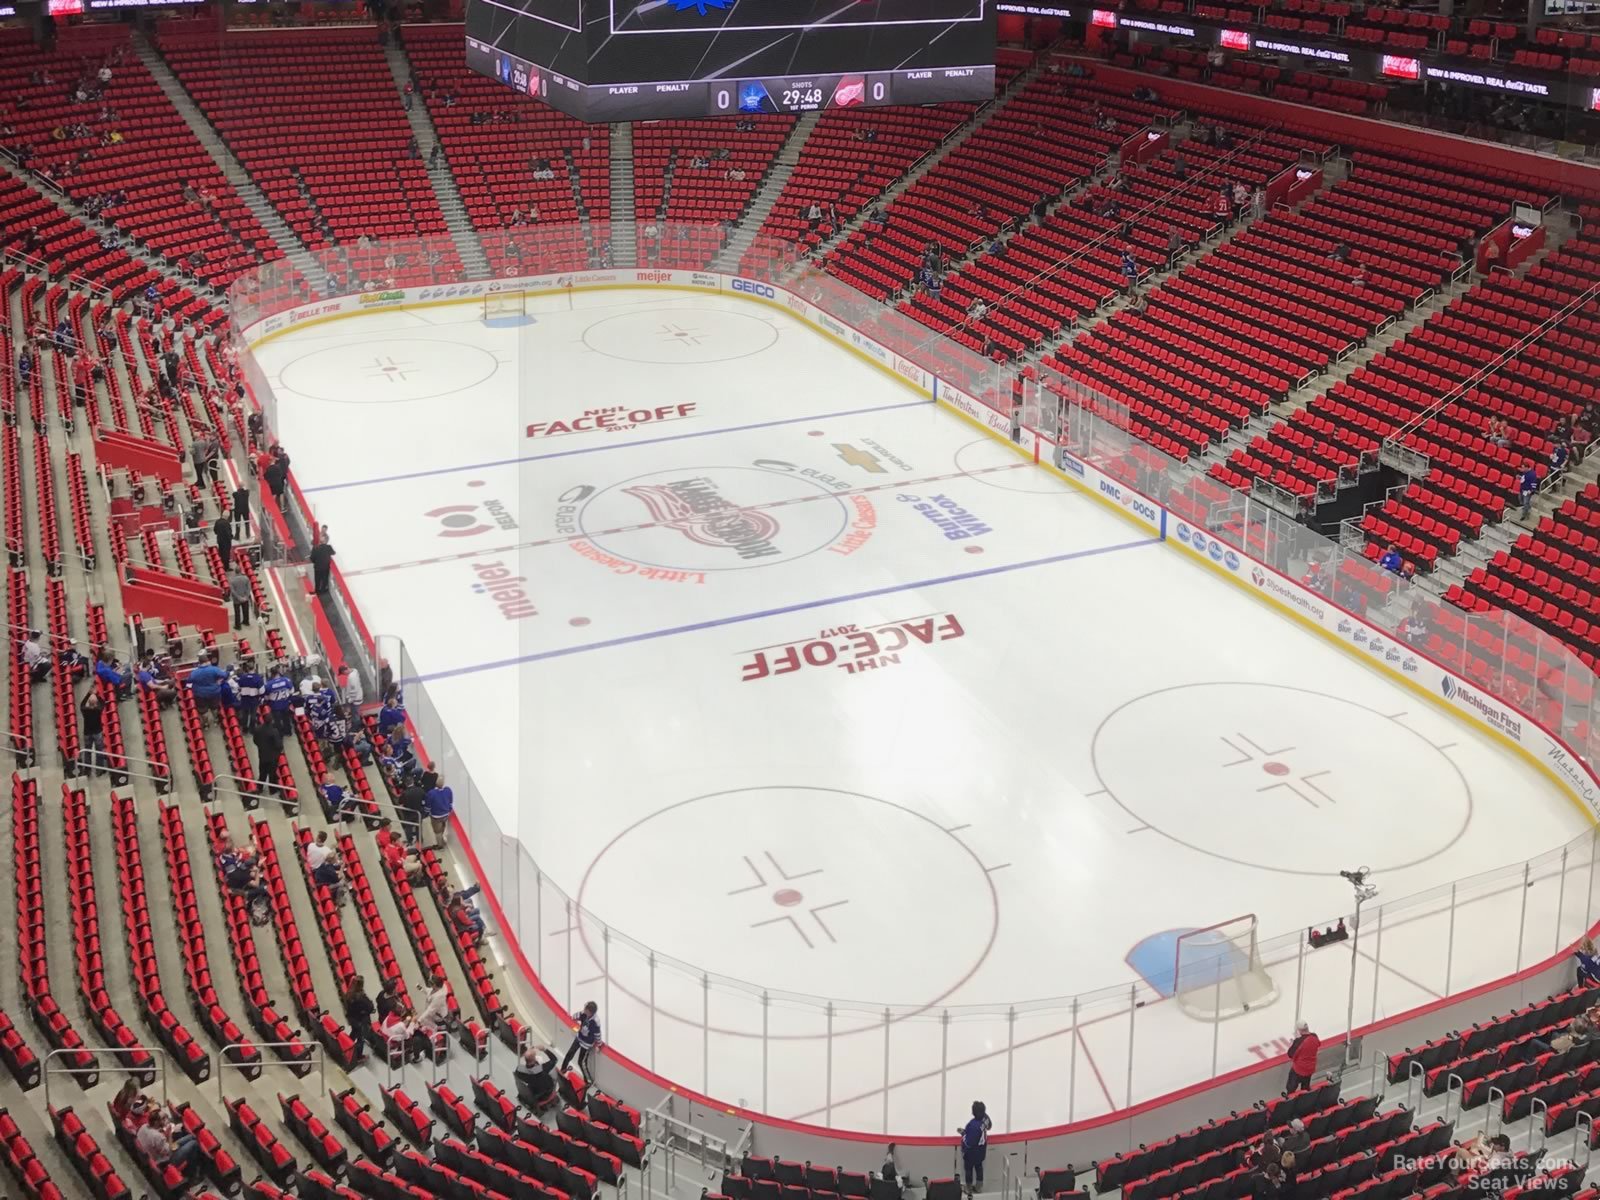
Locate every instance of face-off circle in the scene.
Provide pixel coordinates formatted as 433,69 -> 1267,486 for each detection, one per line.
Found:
280,338 -> 499,403
576,464 -> 852,571
582,307 -> 778,364
1091,682 -> 1472,875
575,787 -> 998,1033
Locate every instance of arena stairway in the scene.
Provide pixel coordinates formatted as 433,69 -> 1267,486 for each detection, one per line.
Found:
385,38 -> 491,281
713,111 -> 822,272
132,29 -> 329,296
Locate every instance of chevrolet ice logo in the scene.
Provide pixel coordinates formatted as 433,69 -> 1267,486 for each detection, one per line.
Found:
667,0 -> 732,12
833,444 -> 886,474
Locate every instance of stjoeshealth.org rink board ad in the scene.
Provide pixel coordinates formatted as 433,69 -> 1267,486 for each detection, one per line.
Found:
239,267 -> 1600,819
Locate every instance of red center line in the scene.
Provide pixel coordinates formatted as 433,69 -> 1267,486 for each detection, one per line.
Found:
341,462 -> 1029,577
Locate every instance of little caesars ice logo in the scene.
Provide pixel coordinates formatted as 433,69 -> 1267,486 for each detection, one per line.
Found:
624,477 -> 781,560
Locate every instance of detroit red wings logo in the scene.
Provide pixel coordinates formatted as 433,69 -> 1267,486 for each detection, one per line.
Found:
623,477 -> 781,560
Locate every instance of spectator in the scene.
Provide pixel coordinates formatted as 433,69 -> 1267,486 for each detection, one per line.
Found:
337,664 -> 364,708
426,773 -> 454,847
231,484 -> 251,538
310,536 -> 336,597
1550,440 -> 1570,488
214,513 -> 233,569
1231,180 -> 1250,216
252,717 -> 284,788
379,820 -> 426,885
229,567 -> 253,631
135,1111 -> 200,1182
109,1079 -> 142,1126
324,704 -> 373,764
343,976 -> 374,1044
1329,242 -> 1349,264
399,775 -> 427,845
561,1000 -> 602,1081
262,449 -> 288,510
417,972 -> 452,1037
447,885 -> 486,945
1575,937 -> 1600,987
1280,1118 -> 1310,1157
21,629 -> 49,684
967,298 -> 988,323
1166,227 -> 1184,268
514,1043 -> 558,1108
375,976 -> 405,1027
79,689 -> 108,777
1172,153 -> 1187,180
1378,544 -> 1403,574
1518,461 -> 1539,519
219,837 -> 270,922
1286,1021 -> 1320,1092
958,1100 -> 991,1194
1213,188 -> 1231,227
233,657 -> 262,729
306,830 -> 341,899
1121,248 -> 1139,291
264,665 -> 294,733
377,694 -> 407,736
188,655 -> 227,718
882,1145 -> 905,1187
94,649 -> 131,699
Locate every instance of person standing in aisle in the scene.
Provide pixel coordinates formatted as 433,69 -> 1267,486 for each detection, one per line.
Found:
310,536 -> 336,597
214,513 -> 233,571
229,567 -> 253,632
560,1000 -> 602,1082
958,1100 -> 991,1195
1285,1021 -> 1320,1093
425,773 -> 454,847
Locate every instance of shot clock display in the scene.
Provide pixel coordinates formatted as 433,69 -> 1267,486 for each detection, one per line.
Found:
464,0 -> 996,121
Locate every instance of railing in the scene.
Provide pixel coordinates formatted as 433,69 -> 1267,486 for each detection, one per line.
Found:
43,1045 -> 162,1106
1380,279 -> 1600,461
224,223 -> 1600,1138
217,1042 -> 324,1103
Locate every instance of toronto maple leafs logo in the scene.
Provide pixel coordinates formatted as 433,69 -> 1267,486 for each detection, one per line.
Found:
667,0 -> 732,12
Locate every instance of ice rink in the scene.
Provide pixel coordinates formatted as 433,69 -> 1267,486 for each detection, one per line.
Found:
258,288 -> 1593,1133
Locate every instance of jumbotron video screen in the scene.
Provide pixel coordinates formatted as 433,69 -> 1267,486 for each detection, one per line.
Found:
464,0 -> 996,121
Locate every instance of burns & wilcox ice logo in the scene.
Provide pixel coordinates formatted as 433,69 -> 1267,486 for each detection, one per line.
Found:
624,477 -> 781,560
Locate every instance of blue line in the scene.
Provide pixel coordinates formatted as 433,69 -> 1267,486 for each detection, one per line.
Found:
416,535 -> 1158,683
302,399 -> 932,494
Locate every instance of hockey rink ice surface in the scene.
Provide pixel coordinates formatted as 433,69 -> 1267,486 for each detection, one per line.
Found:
260,288 -> 1595,1133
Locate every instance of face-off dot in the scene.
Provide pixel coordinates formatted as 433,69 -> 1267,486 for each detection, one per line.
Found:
965,545 -> 985,554
1263,762 -> 1291,776
467,479 -> 487,488
808,430 -> 825,437
772,888 -> 803,907
569,616 -> 591,627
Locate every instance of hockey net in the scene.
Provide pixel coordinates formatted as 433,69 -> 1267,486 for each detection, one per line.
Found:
483,291 -> 526,321
1173,914 -> 1278,1020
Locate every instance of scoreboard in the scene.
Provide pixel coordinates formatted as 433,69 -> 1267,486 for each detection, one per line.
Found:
465,0 -> 996,121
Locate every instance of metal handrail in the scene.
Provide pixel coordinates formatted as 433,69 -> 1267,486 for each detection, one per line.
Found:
217,1041 -> 324,1103
43,1044 -> 164,1106
1576,1111 -> 1595,1171
1380,280 -> 1600,458
909,121 -> 1287,357
1485,1085 -> 1506,1138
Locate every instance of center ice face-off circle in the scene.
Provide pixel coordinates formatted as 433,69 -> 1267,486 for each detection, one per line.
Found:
576,464 -> 851,572
582,306 -> 778,364
576,787 -> 998,1020
279,338 -> 500,403
1092,682 -> 1472,875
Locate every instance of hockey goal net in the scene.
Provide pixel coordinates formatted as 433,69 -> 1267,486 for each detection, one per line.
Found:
483,291 -> 526,322
1173,914 -> 1278,1020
